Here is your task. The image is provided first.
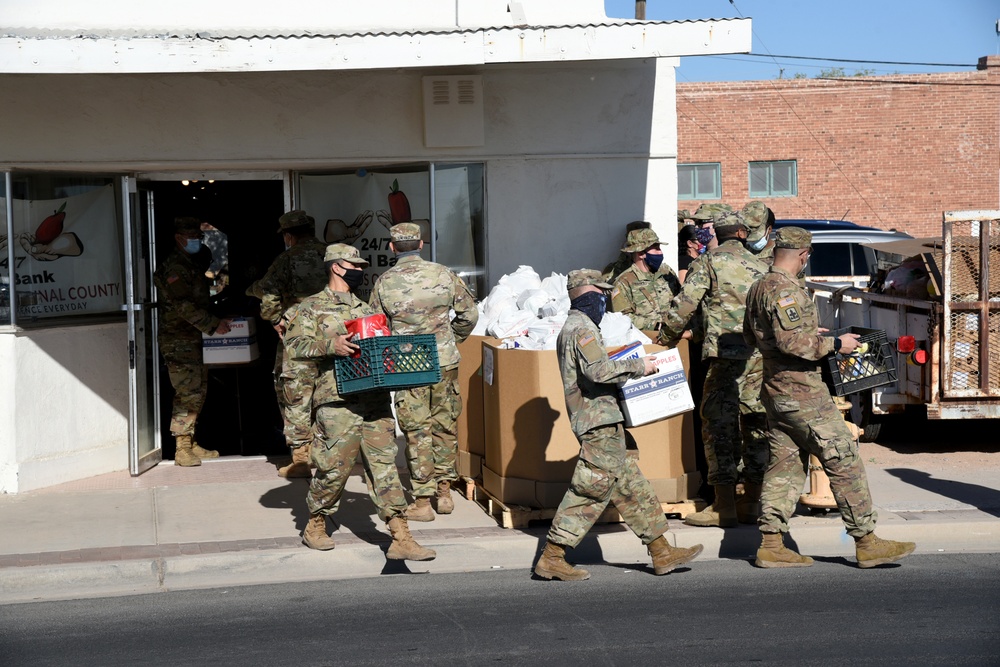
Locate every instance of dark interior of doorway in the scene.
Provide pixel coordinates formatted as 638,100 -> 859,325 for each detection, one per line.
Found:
148,180 -> 287,460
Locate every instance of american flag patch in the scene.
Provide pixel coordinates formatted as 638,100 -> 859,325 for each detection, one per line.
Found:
166,274 -> 180,284
778,296 -> 796,307
579,334 -> 595,347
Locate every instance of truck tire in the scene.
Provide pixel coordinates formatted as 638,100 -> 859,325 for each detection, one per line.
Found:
848,391 -> 882,442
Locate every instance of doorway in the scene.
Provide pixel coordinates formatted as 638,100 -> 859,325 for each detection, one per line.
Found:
145,179 -> 287,460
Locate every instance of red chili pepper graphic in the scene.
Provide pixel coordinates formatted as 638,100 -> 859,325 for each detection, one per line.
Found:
387,179 -> 411,223
35,202 -> 67,244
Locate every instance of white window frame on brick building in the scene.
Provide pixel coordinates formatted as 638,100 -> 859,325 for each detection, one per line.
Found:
749,160 -> 797,197
678,162 -> 722,200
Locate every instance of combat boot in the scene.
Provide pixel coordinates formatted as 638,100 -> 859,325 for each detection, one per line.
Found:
754,532 -> 814,568
302,513 -> 335,551
278,445 -> 312,478
735,482 -> 763,524
190,439 -> 219,460
534,541 -> 590,581
647,535 -> 704,575
173,435 -> 201,467
684,484 -> 738,528
855,532 -> 915,568
405,497 -> 435,522
435,480 -> 455,514
386,516 -> 436,561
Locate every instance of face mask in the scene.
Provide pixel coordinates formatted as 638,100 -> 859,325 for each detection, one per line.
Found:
570,291 -> 607,327
695,227 -> 714,251
184,239 -> 201,254
747,235 -> 768,252
341,267 -> 365,290
644,251 -> 664,273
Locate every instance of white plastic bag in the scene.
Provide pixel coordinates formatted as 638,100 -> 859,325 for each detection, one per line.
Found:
498,266 -> 542,295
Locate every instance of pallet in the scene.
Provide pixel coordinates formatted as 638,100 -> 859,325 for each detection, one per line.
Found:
469,480 -> 704,530
453,476 -> 478,502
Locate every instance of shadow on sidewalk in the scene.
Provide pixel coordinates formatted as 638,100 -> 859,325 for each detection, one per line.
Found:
884,468 -> 1000,517
258,482 -> 384,545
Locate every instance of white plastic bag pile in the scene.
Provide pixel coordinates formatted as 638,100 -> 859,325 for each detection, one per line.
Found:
471,265 -> 650,350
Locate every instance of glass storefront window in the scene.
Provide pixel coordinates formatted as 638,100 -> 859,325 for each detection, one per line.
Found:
3,173 -> 124,325
297,163 -> 486,301
1,174 -> 10,326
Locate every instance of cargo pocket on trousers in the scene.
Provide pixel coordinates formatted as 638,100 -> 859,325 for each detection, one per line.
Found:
570,460 -> 614,502
809,420 -> 854,461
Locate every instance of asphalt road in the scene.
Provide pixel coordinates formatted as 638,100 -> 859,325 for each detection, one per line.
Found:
1,553 -> 998,666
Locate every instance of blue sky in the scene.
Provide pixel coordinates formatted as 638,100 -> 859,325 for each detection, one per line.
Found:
604,0 -> 1000,82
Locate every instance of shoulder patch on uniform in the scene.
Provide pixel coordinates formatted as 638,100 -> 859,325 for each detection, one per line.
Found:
611,287 -> 620,299
578,332 -> 604,363
166,273 -> 180,284
579,333 -> 595,348
778,296 -> 795,307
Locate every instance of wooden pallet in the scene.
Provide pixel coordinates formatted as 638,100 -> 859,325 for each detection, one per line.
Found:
453,476 -> 478,502
469,480 -> 705,530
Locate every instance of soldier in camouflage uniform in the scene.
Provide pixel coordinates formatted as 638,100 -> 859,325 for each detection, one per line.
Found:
246,210 -> 328,478
283,243 -> 434,560
601,221 -> 652,284
153,217 -> 233,467
534,269 -> 703,581
743,227 -> 916,568
369,223 -> 479,520
742,200 -> 775,264
690,203 -> 733,254
609,228 -> 681,333
660,211 -> 770,527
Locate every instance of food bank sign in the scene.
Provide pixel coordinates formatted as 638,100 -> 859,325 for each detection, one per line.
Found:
2,184 -> 124,318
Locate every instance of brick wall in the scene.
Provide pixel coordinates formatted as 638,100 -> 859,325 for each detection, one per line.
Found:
677,56 -> 1000,238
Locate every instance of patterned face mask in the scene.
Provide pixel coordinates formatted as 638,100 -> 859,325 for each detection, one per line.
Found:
695,226 -> 715,252
570,291 -> 607,326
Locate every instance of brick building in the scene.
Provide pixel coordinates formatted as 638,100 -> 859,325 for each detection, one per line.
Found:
677,55 -> 1000,238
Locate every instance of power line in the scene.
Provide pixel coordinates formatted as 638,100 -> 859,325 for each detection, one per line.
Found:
742,53 -> 975,68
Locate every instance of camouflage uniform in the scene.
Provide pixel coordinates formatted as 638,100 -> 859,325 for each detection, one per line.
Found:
246,212 -> 327,449
742,229 -> 877,538
369,224 -> 479,498
154,227 -> 222,437
660,231 -> 770,487
284,283 -> 408,521
547,286 -> 669,549
742,200 -> 775,265
610,228 -> 681,331
601,221 -> 653,284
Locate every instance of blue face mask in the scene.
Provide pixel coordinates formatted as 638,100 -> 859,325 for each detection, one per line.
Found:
644,251 -> 664,273
184,239 -> 201,254
570,291 -> 607,327
747,235 -> 768,252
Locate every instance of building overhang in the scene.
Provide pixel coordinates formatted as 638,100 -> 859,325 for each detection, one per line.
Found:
0,19 -> 751,74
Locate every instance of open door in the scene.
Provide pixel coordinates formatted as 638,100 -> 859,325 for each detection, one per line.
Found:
122,175 -> 162,474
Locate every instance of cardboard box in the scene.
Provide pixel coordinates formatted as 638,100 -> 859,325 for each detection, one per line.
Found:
619,347 -> 695,427
457,450 -> 483,480
202,317 -> 259,365
456,335 -> 495,457
481,339 -> 697,507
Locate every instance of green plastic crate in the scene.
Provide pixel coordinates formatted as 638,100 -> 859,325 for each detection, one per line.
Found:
334,334 -> 441,395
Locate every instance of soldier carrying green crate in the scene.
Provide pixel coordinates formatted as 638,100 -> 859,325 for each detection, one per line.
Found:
283,243 -> 435,561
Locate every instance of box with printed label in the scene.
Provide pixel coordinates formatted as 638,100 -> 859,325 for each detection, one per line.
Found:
456,335 -> 496,460
619,347 -> 695,427
202,317 -> 260,365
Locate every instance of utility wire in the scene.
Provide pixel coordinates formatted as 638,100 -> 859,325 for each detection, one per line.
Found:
742,53 -> 975,68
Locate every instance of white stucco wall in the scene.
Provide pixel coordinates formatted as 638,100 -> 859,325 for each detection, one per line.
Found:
0,324 -> 129,493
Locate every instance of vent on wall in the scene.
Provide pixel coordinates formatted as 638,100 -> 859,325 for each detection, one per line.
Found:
422,75 -> 485,148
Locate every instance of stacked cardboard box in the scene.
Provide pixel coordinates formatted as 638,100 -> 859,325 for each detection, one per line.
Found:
456,335 -> 496,480
480,339 -> 699,508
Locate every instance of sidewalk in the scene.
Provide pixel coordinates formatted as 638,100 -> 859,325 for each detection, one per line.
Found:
1,453 -> 998,604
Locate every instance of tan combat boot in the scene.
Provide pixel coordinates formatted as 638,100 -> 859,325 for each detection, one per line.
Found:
684,484 -> 738,528
386,516 -> 436,561
735,482 -> 763,525
302,513 -> 336,551
855,532 -> 916,568
174,435 -> 202,467
647,535 -> 704,575
534,541 -> 590,581
190,440 -> 219,459
278,445 -> 312,478
435,480 -> 455,514
755,532 -> 814,568
405,497 -> 435,522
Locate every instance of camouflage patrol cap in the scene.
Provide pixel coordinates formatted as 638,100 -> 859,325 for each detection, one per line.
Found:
712,211 -> 748,231
691,203 -> 733,222
276,210 -> 315,233
741,201 -> 772,243
774,227 -> 812,250
390,222 -> 422,242
677,209 -> 691,223
566,269 -> 613,291
625,220 -> 652,233
324,243 -> 370,267
173,216 -> 201,234
621,227 -> 661,253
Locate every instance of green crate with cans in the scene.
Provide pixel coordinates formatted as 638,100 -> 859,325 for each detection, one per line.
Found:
334,334 -> 441,395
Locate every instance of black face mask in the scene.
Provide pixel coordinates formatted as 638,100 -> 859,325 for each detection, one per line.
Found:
341,267 -> 365,290
570,291 -> 607,327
